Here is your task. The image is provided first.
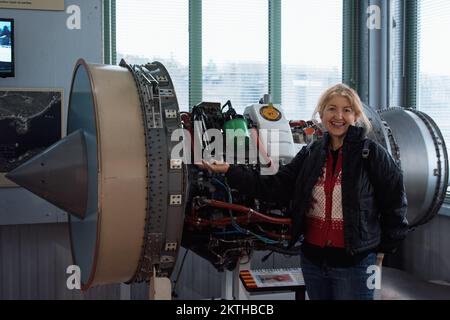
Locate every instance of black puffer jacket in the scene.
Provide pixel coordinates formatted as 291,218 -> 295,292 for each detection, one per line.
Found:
226,125 -> 409,255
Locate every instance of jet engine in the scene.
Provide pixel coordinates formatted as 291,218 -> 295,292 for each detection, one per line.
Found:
6,60 -> 448,289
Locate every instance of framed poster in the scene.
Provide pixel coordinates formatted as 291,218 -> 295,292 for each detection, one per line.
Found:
0,0 -> 64,11
0,88 -> 63,187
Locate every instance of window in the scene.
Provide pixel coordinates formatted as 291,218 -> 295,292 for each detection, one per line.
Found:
116,0 -> 189,110
281,0 -> 343,121
389,0 -> 404,107
418,0 -> 450,189
202,0 -> 268,113
115,1 -> 344,118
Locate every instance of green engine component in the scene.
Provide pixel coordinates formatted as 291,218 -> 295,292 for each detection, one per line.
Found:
224,117 -> 250,150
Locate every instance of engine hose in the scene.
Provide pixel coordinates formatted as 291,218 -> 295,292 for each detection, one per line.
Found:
185,214 -> 254,227
203,199 -> 292,225
262,244 -> 303,256
289,120 -> 307,127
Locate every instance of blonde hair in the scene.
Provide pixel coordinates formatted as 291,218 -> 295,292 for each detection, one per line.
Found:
312,83 -> 372,134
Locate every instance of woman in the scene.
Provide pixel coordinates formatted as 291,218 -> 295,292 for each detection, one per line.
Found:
199,83 -> 409,300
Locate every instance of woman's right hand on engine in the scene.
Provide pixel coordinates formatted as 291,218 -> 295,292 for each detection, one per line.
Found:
196,159 -> 230,174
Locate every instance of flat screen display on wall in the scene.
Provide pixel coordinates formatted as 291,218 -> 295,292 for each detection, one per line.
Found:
0,18 -> 14,78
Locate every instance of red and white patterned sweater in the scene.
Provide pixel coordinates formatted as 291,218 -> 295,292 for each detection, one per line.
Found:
304,148 -> 345,248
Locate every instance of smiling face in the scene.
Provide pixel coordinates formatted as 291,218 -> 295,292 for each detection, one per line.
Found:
320,95 -> 359,145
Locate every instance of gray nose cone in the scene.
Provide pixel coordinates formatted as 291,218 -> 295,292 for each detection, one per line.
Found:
5,129 -> 88,220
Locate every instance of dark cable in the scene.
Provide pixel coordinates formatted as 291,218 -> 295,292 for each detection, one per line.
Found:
262,251 -> 274,263
172,249 -> 189,298
264,244 -> 303,256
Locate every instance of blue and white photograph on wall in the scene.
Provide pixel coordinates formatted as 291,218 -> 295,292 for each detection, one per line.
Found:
0,89 -> 62,173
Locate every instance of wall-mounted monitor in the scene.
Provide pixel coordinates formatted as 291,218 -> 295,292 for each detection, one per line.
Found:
0,18 -> 14,78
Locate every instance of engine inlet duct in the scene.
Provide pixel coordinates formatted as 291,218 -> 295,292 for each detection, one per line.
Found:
8,59 -> 187,289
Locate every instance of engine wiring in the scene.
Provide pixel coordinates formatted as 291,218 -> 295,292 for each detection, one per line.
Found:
182,100 -> 301,271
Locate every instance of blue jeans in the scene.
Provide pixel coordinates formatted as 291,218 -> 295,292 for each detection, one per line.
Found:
300,252 -> 377,300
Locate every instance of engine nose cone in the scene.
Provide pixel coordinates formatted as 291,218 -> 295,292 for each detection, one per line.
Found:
5,129 -> 88,220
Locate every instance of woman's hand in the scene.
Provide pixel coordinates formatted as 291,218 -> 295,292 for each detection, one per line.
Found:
376,253 -> 384,268
196,159 -> 230,174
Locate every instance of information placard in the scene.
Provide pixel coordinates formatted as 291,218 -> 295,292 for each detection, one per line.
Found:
0,0 -> 64,11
